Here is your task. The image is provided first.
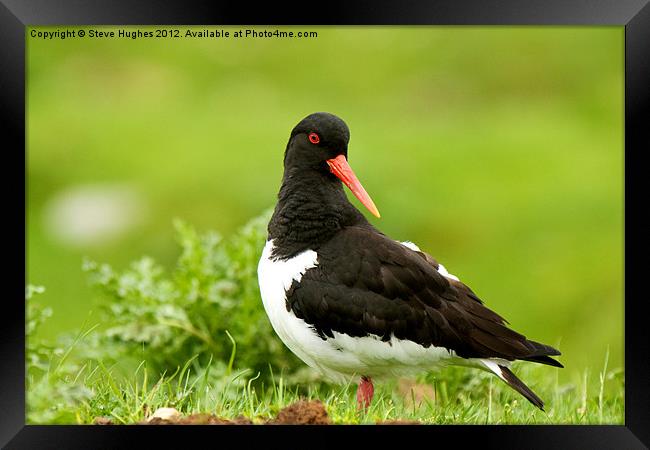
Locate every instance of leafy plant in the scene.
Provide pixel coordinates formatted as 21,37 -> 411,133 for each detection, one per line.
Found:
81,209 -> 303,382
26,285 -> 93,424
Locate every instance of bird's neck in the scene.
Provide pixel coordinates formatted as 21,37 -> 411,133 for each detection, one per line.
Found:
267,167 -> 368,259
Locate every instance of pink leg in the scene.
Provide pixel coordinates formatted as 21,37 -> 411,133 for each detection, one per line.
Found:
356,376 -> 374,410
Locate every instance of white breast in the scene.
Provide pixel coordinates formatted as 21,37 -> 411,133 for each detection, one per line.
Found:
258,239 -> 461,383
257,240 -> 356,382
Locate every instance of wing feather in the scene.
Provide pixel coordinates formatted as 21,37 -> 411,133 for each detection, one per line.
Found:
287,226 -> 561,363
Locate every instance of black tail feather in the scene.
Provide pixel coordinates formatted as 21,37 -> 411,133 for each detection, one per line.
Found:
521,354 -> 564,368
498,365 -> 545,411
521,340 -> 563,367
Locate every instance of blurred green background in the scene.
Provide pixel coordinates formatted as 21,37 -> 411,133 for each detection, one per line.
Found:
27,26 -> 623,378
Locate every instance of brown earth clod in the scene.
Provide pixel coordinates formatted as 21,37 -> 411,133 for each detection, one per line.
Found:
266,400 -> 331,425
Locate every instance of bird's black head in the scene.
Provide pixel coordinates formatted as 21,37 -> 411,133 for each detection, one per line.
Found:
282,112 -> 380,218
285,112 -> 351,169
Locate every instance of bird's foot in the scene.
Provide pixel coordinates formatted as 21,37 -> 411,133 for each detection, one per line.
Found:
356,376 -> 374,411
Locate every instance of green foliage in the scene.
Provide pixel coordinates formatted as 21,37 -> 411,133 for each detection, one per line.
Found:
26,211 -> 314,424
81,210 -> 302,381
26,285 -> 94,424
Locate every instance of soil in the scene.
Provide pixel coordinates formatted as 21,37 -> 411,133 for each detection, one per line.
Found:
94,399 -> 421,425
266,400 -> 330,425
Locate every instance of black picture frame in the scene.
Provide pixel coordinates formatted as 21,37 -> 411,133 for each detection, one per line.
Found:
3,1 -> 648,448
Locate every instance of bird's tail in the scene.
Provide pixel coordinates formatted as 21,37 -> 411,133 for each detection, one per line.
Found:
521,340 -> 564,368
480,359 -> 545,410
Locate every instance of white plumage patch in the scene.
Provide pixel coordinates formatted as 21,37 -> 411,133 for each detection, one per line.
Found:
400,241 -> 420,251
479,358 -> 512,381
436,263 -> 460,281
399,240 -> 460,281
257,240 -> 323,370
258,239 -> 462,383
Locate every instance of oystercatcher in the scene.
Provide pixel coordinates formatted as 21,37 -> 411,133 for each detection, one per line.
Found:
258,112 -> 563,411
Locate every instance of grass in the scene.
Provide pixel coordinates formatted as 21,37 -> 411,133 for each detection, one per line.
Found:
28,287 -> 623,425
44,351 -> 625,425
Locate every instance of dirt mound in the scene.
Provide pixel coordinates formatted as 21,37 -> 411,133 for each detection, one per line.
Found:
266,400 -> 331,425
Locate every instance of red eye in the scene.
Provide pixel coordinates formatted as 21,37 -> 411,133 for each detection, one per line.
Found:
308,132 -> 320,144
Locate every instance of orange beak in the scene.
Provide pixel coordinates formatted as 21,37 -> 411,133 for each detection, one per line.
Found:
326,154 -> 381,218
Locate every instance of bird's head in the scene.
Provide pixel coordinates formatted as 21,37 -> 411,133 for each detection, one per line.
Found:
284,112 -> 380,218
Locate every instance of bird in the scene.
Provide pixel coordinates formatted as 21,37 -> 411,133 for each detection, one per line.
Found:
257,112 -> 563,412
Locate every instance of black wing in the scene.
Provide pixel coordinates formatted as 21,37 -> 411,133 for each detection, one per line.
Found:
286,226 -> 562,365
